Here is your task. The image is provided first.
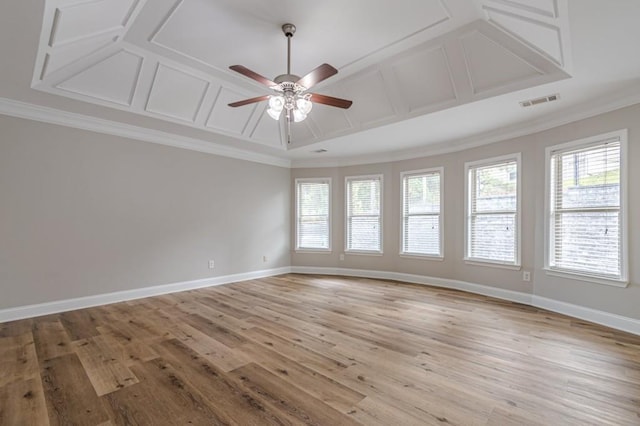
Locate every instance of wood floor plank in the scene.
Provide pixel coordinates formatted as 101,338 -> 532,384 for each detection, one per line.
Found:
332,361 -> 495,425
350,395 -> 447,426
166,321 -> 249,371
104,358 -> 231,425
0,377 -> 49,425
230,362 -> 362,425
0,333 -> 38,387
183,313 -> 248,348
72,335 -> 139,396
40,353 -> 111,426
95,316 -> 168,347
151,338 -> 298,425
238,341 -> 366,412
32,320 -> 73,361
1,273 -> 639,424
0,318 -> 34,338
97,332 -> 159,367
196,294 -> 252,319
486,406 -> 548,426
58,309 -> 101,341
241,326 -> 350,373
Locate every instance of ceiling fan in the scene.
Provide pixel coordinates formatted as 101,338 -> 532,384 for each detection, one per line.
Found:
228,23 -> 352,143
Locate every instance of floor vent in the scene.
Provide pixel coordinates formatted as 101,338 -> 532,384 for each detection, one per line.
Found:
520,93 -> 560,107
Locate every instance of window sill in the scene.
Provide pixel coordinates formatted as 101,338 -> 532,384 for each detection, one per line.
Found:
464,259 -> 521,271
294,248 -> 332,254
345,250 -> 384,256
399,253 -> 444,261
544,268 -> 629,288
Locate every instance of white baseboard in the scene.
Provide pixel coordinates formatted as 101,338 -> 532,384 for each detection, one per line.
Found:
291,266 -> 640,336
3,265 -> 639,336
290,266 -> 532,304
531,295 -> 640,336
0,267 -> 291,323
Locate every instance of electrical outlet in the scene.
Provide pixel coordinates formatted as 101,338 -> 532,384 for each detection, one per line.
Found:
262,255 -> 267,262
523,271 -> 531,282
208,260 -> 215,269
339,254 -> 345,261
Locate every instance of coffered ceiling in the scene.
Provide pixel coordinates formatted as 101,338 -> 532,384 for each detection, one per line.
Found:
1,0 -> 639,167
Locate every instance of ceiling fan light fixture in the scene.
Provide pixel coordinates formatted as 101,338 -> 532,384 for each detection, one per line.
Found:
296,96 -> 313,114
269,95 -> 285,111
267,107 -> 282,120
292,109 -> 307,122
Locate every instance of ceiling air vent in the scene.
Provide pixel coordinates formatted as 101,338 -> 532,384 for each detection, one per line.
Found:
520,93 -> 560,108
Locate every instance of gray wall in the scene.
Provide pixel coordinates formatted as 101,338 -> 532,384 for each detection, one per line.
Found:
291,104 -> 640,320
2,103 -> 638,321
0,115 -> 291,309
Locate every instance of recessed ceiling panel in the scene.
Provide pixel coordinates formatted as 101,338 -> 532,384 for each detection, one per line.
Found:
42,36 -> 117,78
392,47 -> 457,112
341,71 -> 396,126
146,63 -> 209,122
290,120 -> 317,144
206,87 -> 256,135
485,8 -> 563,65
50,0 -> 138,46
249,107 -> 281,146
306,102 -> 353,138
151,0 -> 451,79
461,31 -> 542,94
486,0 -> 557,17
57,50 -> 142,105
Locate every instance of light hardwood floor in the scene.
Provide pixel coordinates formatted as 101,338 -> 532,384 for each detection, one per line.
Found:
1,274 -> 639,425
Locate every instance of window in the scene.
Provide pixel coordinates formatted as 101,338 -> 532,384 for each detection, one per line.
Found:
346,175 -> 382,253
546,130 -> 627,285
401,168 -> 443,257
465,154 -> 521,267
295,178 -> 331,251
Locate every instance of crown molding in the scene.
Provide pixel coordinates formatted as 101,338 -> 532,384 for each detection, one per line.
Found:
3,87 -> 640,171
0,97 -> 291,168
290,87 -> 640,168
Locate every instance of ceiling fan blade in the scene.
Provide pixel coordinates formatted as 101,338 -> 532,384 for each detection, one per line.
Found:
296,63 -> 338,89
228,95 -> 270,107
309,93 -> 353,109
229,65 -> 277,88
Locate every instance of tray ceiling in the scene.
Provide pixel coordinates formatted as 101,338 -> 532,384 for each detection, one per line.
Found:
31,0 -> 571,153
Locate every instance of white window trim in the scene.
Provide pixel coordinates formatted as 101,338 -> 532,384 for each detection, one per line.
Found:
543,129 -> 629,287
399,167 -> 444,259
464,153 -> 522,269
295,177 -> 332,253
345,174 -> 384,255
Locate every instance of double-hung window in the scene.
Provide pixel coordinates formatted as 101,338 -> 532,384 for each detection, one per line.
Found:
465,154 -> 521,267
295,178 -> 331,251
346,175 -> 382,253
401,168 -> 443,257
546,130 -> 628,286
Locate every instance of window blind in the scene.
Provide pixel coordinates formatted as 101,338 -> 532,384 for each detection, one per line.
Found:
296,179 -> 330,250
467,159 -> 519,264
549,140 -> 622,278
402,171 -> 441,256
346,176 -> 382,252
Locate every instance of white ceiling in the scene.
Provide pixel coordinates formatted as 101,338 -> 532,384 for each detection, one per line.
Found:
1,0 -> 639,167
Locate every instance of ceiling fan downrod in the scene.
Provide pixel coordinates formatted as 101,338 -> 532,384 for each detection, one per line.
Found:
282,23 -> 296,76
